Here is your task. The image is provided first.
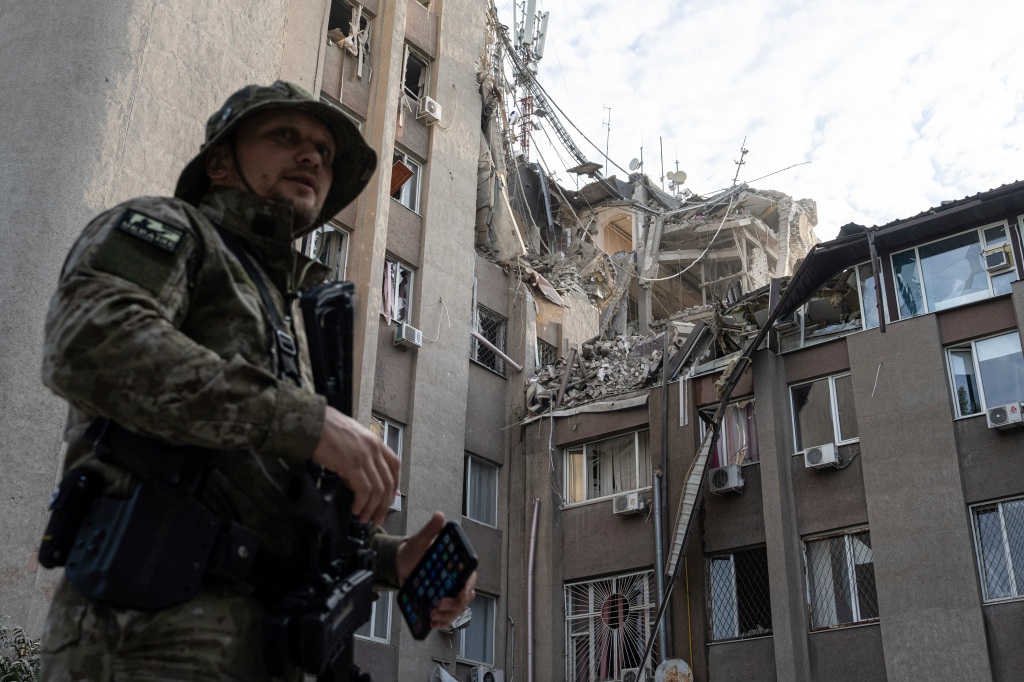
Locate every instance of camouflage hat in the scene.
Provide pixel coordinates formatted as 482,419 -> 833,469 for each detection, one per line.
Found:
174,81 -> 377,228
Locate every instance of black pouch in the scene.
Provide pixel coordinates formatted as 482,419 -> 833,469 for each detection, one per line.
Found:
65,479 -> 221,610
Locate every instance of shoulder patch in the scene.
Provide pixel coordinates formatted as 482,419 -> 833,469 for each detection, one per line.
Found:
115,209 -> 185,253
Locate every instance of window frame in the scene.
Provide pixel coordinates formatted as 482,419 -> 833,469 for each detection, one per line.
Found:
890,221 -> 1017,319
854,261 -> 889,331
402,45 -> 430,103
370,415 -> 403,511
328,0 -> 372,76
706,546 -> 773,643
789,372 -> 859,453
803,528 -> 879,631
391,149 -> 423,213
472,304 -> 508,376
970,495 -> 1024,604
563,429 -> 652,506
945,330 -> 1024,419
458,592 -> 496,665
355,590 -> 392,643
464,455 -> 499,528
304,223 -> 350,282
381,257 -> 414,325
699,398 -> 759,469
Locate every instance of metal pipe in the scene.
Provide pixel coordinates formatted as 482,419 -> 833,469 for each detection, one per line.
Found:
527,498 -> 540,682
653,470 -> 668,661
471,328 -> 524,373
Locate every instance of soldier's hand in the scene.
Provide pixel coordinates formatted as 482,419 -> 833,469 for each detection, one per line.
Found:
397,512 -> 478,630
312,406 -> 400,524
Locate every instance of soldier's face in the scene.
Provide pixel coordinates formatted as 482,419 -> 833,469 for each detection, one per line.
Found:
209,110 -> 336,229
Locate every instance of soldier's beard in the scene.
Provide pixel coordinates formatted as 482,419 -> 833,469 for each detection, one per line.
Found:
266,188 -> 319,233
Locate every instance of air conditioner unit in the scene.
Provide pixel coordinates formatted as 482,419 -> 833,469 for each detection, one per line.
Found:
418,95 -> 442,124
709,464 -> 744,494
394,323 -> 423,349
621,667 -> 643,682
470,666 -> 504,682
983,246 -> 1012,273
613,491 -> 644,516
987,402 -> 1023,430
803,443 -> 839,469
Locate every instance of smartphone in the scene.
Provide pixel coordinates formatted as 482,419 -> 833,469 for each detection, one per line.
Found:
397,521 -> 479,640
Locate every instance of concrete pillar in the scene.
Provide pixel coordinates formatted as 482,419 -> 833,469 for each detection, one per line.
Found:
752,349 -> 813,681
848,314 -> 993,681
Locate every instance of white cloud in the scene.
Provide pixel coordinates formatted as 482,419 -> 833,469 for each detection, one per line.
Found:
500,0 -> 1024,238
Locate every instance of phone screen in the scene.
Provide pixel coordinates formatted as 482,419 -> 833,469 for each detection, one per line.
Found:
397,521 -> 479,640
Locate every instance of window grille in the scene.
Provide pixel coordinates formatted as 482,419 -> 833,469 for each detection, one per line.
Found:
972,497 -> 1024,602
707,547 -> 772,641
805,530 -> 879,630
537,338 -> 559,369
473,305 -> 507,375
564,571 -> 656,681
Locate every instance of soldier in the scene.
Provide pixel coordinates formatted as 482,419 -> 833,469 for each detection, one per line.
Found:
39,81 -> 475,680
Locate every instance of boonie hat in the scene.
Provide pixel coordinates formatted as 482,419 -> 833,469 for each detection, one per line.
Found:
174,81 -> 377,228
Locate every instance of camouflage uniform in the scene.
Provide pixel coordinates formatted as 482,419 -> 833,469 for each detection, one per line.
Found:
39,84 -> 393,681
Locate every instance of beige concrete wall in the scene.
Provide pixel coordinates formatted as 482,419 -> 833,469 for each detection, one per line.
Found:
0,0 -> 326,636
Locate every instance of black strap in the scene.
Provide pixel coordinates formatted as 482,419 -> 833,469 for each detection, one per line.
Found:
215,227 -> 302,384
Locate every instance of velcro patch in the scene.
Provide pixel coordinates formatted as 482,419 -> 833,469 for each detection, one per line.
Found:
115,210 -> 185,253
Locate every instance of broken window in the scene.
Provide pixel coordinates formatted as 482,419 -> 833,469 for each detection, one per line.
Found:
459,593 -> 495,664
855,262 -> 885,330
473,305 -> 507,375
564,430 -> 651,504
892,223 -> 1016,319
328,1 -> 371,76
402,47 -> 429,102
564,571 -> 656,681
707,547 -> 773,641
780,266 -> 878,352
946,331 -> 1024,418
464,455 -> 498,527
355,591 -> 392,642
537,338 -> 559,368
804,530 -> 879,630
381,258 -> 413,325
790,373 -> 858,452
971,495 -> 1024,602
701,400 -> 759,468
370,415 -> 403,510
391,150 -> 422,212
304,223 -> 349,282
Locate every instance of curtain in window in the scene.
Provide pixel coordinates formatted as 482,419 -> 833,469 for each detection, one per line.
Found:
467,458 -> 497,526
461,594 -> 494,664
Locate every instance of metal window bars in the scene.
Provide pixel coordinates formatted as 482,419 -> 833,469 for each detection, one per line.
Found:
805,531 -> 879,630
973,498 -> 1024,602
537,338 -> 559,369
474,305 -> 507,375
707,547 -> 773,642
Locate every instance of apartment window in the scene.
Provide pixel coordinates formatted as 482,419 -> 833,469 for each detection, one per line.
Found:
458,593 -> 495,664
804,530 -> 879,630
946,331 -> 1024,418
403,47 -> 429,101
708,547 -> 772,642
304,224 -> 349,282
328,1 -> 371,74
370,415 -> 403,510
564,571 -> 656,681
381,258 -> 413,325
564,430 -> 651,504
537,338 -> 559,368
473,305 -> 507,375
855,262 -> 886,330
355,591 -> 392,643
972,496 -> 1024,602
464,455 -> 498,527
791,373 -> 858,452
701,400 -> 759,468
391,150 -> 422,213
892,223 -> 1016,319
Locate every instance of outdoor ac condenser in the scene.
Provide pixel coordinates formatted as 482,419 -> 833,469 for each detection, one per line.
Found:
709,464 -> 743,494
613,491 -> 644,516
418,96 -> 442,124
394,322 -> 423,349
803,443 -> 839,469
987,402 -> 1023,430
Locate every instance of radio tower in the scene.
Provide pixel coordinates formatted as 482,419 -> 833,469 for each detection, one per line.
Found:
514,0 -> 549,161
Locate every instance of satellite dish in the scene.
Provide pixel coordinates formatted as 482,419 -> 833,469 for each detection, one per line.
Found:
669,170 -> 687,184
655,659 -> 693,682
629,158 -> 641,171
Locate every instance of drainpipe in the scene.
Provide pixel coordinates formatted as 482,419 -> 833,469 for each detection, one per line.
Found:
653,471 -> 668,661
527,498 -> 540,682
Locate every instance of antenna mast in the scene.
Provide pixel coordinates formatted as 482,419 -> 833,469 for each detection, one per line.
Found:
515,0 -> 549,161
732,136 -> 749,186
602,105 -> 611,175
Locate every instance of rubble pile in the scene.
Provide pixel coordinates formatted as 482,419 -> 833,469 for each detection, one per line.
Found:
525,332 -> 685,415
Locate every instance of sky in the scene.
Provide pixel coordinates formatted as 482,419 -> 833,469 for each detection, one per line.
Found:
496,0 -> 1024,240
